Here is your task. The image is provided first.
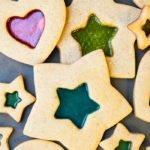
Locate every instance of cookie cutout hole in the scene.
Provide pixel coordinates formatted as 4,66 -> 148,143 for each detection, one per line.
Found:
55,83 -> 100,129
7,10 -> 45,48
71,14 -> 118,57
142,19 -> 150,37
5,91 -> 22,109
115,140 -> 132,150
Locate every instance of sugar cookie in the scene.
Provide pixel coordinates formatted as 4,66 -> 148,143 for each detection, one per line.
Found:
24,50 -> 132,150
0,75 -> 35,122
134,51 -> 150,122
14,140 -> 64,150
0,127 -> 13,150
58,0 -> 140,78
0,0 -> 66,65
133,0 -> 150,8
100,123 -> 145,150
129,6 -> 150,50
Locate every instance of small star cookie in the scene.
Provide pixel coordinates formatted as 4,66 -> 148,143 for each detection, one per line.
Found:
128,6 -> 150,50
133,0 -> 150,8
24,50 -> 132,150
147,147 -> 150,150
0,75 -> 35,122
100,123 -> 145,150
58,0 -> 140,78
134,51 -> 150,122
0,0 -> 66,65
14,140 -> 63,150
0,127 -> 13,150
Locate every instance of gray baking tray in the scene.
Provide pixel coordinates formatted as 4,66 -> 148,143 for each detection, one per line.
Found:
0,0 -> 149,149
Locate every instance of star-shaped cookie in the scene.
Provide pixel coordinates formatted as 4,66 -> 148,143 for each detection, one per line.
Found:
0,0 -> 66,65
24,50 -> 132,150
58,0 -> 140,78
14,140 -> 64,150
0,75 -> 35,122
134,51 -> 150,122
0,127 -> 13,150
147,147 -> 150,150
128,6 -> 150,50
100,123 -> 145,150
133,0 -> 150,8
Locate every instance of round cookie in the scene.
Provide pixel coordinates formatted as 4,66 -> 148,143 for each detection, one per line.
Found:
0,0 -> 66,65
134,51 -> 150,122
133,0 -> 150,8
58,0 -> 140,78
14,140 -> 64,150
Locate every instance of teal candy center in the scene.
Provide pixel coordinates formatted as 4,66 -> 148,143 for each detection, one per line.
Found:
55,83 -> 100,129
115,140 -> 132,150
72,14 -> 118,57
142,19 -> 150,36
5,91 -> 22,109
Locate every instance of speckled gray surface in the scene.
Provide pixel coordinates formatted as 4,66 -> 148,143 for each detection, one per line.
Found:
0,0 -> 149,149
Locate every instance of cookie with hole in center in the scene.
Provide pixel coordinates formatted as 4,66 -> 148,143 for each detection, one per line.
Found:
100,123 -> 145,150
24,50 -> 132,150
128,6 -> 150,50
58,0 -> 140,78
0,127 -> 13,150
0,0 -> 66,65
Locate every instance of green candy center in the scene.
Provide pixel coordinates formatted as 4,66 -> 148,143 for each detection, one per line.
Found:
142,19 -> 150,36
115,140 -> 132,150
72,14 -> 118,57
5,91 -> 22,109
55,83 -> 100,129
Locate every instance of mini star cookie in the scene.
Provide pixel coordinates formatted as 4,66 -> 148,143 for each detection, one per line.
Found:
134,51 -> 150,122
58,0 -> 140,78
133,0 -> 150,8
147,147 -> 150,150
24,50 -> 132,150
0,127 -> 13,150
14,140 -> 64,150
0,0 -> 66,65
100,123 -> 145,150
128,6 -> 150,50
0,75 -> 35,122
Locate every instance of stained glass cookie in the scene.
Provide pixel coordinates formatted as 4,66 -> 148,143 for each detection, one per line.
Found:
0,127 -> 13,150
100,123 -> 145,150
134,51 -> 150,122
129,6 -> 150,50
0,0 -> 66,65
58,0 -> 140,78
0,75 -> 35,122
14,140 -> 63,150
24,50 -> 132,150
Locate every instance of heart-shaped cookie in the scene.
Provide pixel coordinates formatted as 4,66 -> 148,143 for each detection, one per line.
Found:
0,0 -> 66,65
7,10 -> 45,49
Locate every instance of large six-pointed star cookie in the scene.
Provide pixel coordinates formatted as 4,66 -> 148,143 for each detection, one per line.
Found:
100,123 -> 145,150
58,0 -> 140,78
0,75 -> 35,122
24,50 -> 132,150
